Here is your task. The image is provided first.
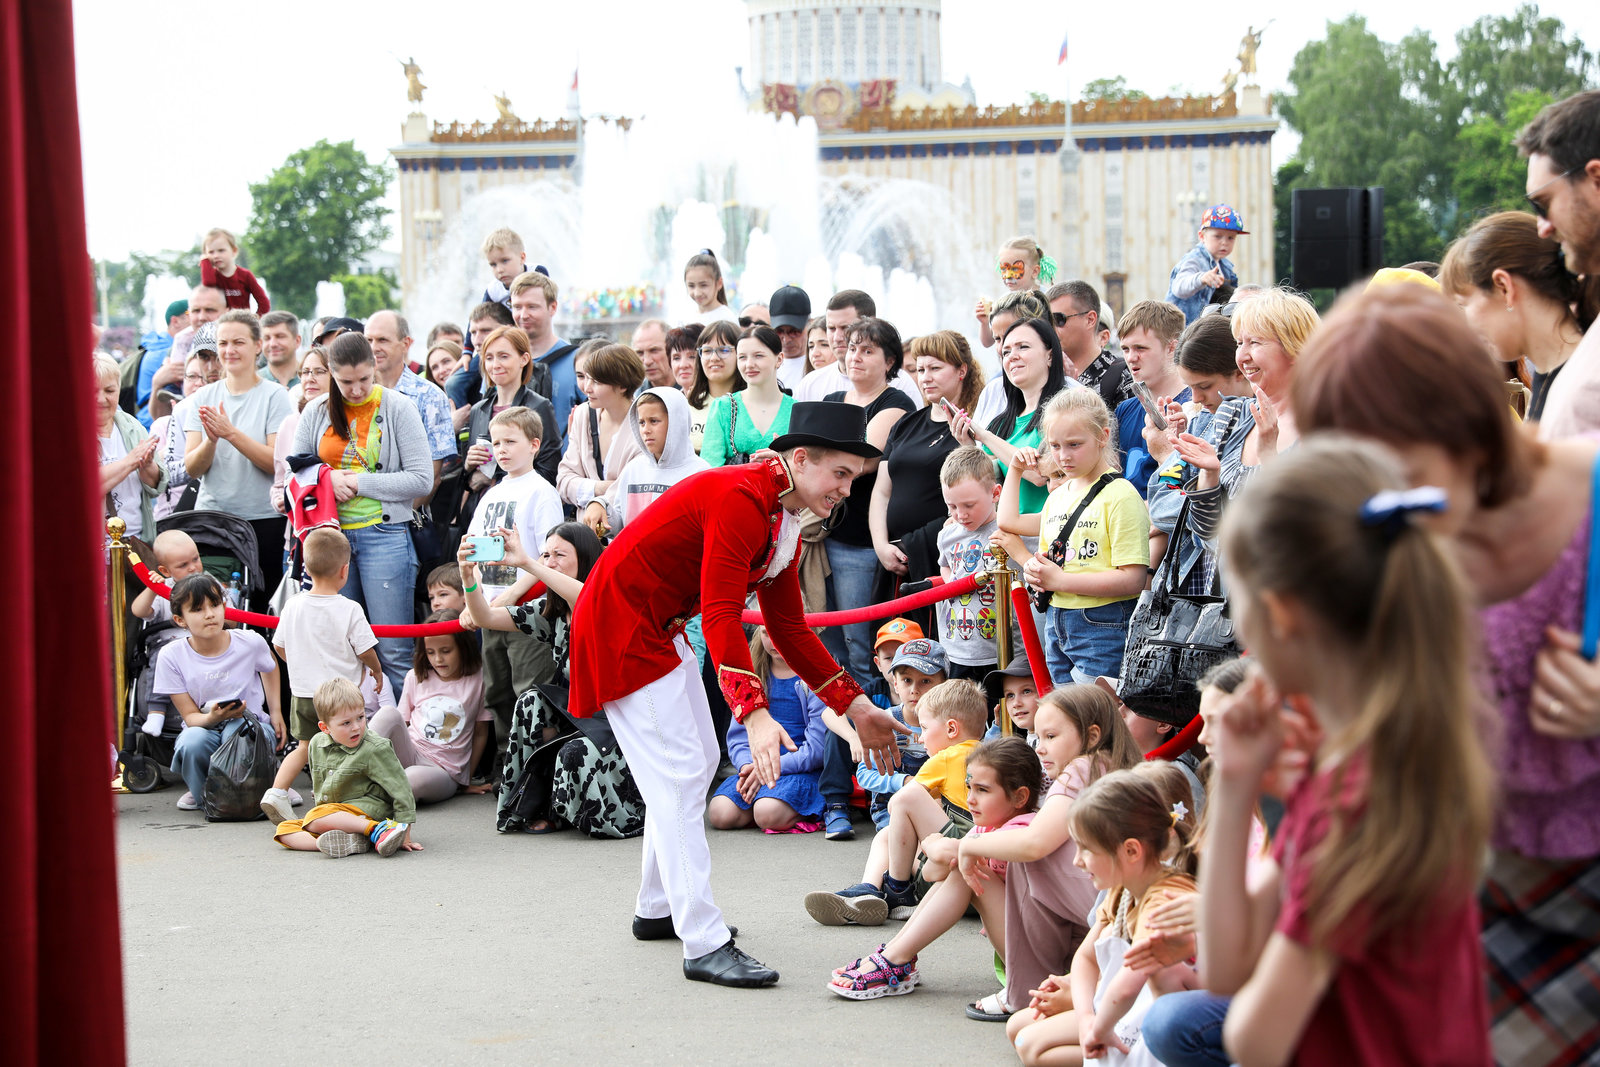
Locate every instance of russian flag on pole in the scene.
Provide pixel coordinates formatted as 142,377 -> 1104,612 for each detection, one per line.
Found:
1057,32 -> 1069,65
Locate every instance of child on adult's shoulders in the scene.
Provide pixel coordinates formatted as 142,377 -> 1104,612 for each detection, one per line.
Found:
1165,203 -> 1247,325
272,678 -> 420,858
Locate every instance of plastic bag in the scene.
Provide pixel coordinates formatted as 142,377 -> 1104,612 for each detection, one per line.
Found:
203,716 -> 278,821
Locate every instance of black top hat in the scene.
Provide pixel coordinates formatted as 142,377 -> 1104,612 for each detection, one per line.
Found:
769,285 -> 811,330
769,401 -> 882,459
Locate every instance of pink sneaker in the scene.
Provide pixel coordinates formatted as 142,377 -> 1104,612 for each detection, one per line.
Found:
370,820 -> 408,857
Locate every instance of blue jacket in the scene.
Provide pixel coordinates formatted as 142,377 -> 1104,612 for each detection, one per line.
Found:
1116,387 -> 1192,499
1165,243 -> 1238,324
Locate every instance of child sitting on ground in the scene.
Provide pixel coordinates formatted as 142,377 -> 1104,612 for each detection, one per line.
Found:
426,562 -> 466,616
936,446 -> 1007,682
368,610 -> 490,803
709,626 -> 828,833
828,736 -> 1043,1000
260,528 -> 384,824
805,675 -> 987,925
1010,770 -> 1200,1066
272,678 -> 419,858
827,636 -> 946,831
153,573 -> 285,812
984,655 -> 1042,745
963,684 -> 1141,1022
817,617 -> 927,840
1164,204 -> 1246,325
199,227 -> 269,314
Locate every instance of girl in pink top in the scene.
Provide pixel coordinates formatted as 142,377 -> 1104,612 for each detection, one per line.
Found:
1294,283 -> 1600,1065
1203,438 -> 1494,1067
369,611 -> 489,803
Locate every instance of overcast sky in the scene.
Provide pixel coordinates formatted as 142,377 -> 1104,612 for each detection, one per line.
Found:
75,0 -> 1600,260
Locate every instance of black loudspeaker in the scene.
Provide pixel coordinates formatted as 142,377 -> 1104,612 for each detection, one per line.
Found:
1291,187 -> 1385,290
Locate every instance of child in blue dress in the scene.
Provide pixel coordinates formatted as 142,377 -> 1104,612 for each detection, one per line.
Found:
708,626 -> 828,833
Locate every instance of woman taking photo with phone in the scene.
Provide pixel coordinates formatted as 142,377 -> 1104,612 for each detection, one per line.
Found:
291,332 -> 434,692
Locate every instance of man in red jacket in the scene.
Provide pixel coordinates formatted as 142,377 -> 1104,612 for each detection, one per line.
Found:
568,402 -> 907,988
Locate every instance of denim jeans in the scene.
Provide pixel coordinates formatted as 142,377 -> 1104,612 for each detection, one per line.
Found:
1043,598 -> 1136,686
1141,990 -> 1232,1067
171,716 -> 266,799
824,540 -> 882,690
340,522 -> 418,693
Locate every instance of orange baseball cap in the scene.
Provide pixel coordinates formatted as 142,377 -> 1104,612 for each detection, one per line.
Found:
874,618 -> 924,649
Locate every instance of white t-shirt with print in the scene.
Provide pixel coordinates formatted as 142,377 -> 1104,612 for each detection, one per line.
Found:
467,469 -> 563,600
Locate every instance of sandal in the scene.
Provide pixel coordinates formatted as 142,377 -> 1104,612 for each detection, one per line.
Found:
526,819 -> 559,835
832,943 -> 921,982
965,990 -> 1015,1021
827,950 -> 920,1001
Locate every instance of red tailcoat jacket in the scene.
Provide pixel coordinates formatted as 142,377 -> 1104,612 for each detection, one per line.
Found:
567,457 -> 865,721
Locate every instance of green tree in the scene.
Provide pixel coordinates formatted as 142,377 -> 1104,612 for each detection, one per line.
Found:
1081,76 -> 1147,103
333,271 -> 397,320
1454,91 -> 1555,218
1450,4 -> 1593,121
1275,10 -> 1595,269
244,139 -> 392,316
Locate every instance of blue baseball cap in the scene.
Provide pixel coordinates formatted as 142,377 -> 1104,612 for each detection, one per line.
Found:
1200,204 -> 1249,234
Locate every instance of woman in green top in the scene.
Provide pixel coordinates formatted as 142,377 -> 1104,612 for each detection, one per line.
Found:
700,325 -> 793,466
951,316 -> 1069,517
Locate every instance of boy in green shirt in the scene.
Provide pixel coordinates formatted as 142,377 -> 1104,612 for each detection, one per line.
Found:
273,678 -> 421,858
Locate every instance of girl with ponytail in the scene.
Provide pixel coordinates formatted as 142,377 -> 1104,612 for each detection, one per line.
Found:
1009,768 -> 1200,1065
1201,436 -> 1494,1067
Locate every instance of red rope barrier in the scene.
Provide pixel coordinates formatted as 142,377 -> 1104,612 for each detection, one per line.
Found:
129,558 -> 544,637
1010,586 -> 1053,696
1009,583 -> 1199,759
1145,713 -> 1203,762
740,573 -> 982,627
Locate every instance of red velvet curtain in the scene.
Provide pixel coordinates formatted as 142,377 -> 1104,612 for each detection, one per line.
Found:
0,1 -> 127,1061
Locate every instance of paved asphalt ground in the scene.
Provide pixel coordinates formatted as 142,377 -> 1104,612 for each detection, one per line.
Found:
118,786 -> 1014,1065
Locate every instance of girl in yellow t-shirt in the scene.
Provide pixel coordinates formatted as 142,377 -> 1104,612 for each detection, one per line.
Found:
1022,390 -> 1150,686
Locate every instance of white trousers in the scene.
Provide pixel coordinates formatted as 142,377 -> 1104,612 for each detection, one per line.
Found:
603,635 -> 731,959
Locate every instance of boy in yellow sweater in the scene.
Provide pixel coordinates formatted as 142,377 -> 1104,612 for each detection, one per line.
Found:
805,672 -> 988,925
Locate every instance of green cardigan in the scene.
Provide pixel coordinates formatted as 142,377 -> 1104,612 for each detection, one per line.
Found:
700,393 -> 794,467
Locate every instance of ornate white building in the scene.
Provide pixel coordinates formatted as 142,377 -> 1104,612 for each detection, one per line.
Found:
393,1 -> 1277,321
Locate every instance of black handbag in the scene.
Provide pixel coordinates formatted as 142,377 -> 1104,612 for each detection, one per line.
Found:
1033,472 -> 1117,612
1116,494 -> 1239,725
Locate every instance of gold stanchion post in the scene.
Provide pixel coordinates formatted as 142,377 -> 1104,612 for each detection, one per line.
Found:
987,544 -> 1015,736
107,518 -> 130,791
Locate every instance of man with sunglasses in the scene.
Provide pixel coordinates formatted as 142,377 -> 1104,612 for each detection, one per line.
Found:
1517,90 -> 1600,440
1046,280 -> 1134,411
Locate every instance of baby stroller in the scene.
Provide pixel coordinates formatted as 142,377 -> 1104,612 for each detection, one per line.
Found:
118,511 -> 265,791
155,509 -> 264,605
118,620 -> 187,793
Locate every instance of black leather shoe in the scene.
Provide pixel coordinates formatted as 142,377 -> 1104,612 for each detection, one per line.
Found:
632,915 -> 737,941
682,940 -> 779,988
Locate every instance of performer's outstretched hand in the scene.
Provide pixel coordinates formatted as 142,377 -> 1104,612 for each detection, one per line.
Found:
743,708 -> 797,787
846,697 -> 915,774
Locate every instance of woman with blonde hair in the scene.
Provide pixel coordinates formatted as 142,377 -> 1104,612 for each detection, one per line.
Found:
1172,286 -> 1320,543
